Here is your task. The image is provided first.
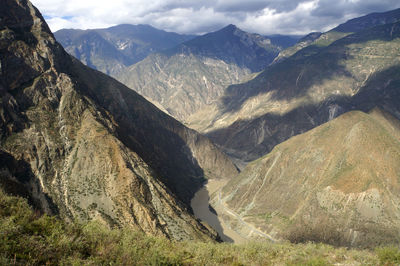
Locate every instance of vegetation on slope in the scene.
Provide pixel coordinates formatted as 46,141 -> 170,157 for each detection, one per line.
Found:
3,189 -> 400,265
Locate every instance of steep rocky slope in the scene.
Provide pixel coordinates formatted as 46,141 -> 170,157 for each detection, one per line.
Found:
116,25 -> 295,121
272,32 -> 322,64
54,29 -> 128,76
54,24 -> 195,76
188,17 -> 400,166
117,52 -> 254,120
217,109 -> 400,247
0,0 -> 238,241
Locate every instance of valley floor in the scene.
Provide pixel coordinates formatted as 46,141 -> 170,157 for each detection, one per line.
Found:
191,178 -> 278,244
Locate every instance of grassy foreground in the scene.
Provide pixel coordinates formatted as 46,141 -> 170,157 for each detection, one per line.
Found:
1,190 -> 399,265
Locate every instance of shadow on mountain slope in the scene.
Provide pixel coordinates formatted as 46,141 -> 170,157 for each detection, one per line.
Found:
66,59 -> 209,206
218,22 -> 400,115
207,64 -> 400,164
0,150 -> 59,215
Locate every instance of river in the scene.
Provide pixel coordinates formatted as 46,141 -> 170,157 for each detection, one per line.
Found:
190,179 -> 247,243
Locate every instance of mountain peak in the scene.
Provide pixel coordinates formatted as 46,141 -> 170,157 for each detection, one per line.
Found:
106,23 -> 158,32
217,24 -> 248,36
165,23 -> 278,72
222,24 -> 239,31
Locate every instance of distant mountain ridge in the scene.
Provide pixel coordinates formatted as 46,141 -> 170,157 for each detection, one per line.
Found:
55,24 -> 196,75
165,24 -> 286,72
333,7 -> 400,32
116,25 -> 298,121
274,8 -> 400,63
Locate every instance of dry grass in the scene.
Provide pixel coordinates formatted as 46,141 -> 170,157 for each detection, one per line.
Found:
0,189 -> 391,265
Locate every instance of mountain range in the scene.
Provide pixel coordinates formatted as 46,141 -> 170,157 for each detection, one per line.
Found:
116,25 -> 299,121
187,9 -> 400,167
2,0 -> 400,252
54,24 -> 196,76
57,24 -> 299,121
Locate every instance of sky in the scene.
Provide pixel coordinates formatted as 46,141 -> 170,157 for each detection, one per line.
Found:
31,0 -> 400,35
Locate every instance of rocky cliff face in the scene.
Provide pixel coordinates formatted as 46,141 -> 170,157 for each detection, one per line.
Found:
217,109 -> 400,247
0,0 -> 238,241
188,18 -> 400,166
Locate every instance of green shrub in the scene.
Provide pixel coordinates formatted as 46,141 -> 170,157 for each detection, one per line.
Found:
376,246 -> 400,265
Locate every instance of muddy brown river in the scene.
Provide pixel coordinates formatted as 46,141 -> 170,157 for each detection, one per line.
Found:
190,179 -> 247,243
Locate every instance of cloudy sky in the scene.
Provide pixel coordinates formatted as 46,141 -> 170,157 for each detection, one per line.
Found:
31,0 -> 400,35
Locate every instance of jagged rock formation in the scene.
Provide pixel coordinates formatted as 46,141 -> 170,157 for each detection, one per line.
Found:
187,12 -> 400,167
217,109 -> 400,247
0,0 -> 238,241
116,25 -> 297,121
54,24 -> 195,76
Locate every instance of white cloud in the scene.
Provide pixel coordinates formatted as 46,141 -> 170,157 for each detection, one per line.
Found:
30,0 -> 400,35
44,16 -> 112,31
240,1 -> 320,35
